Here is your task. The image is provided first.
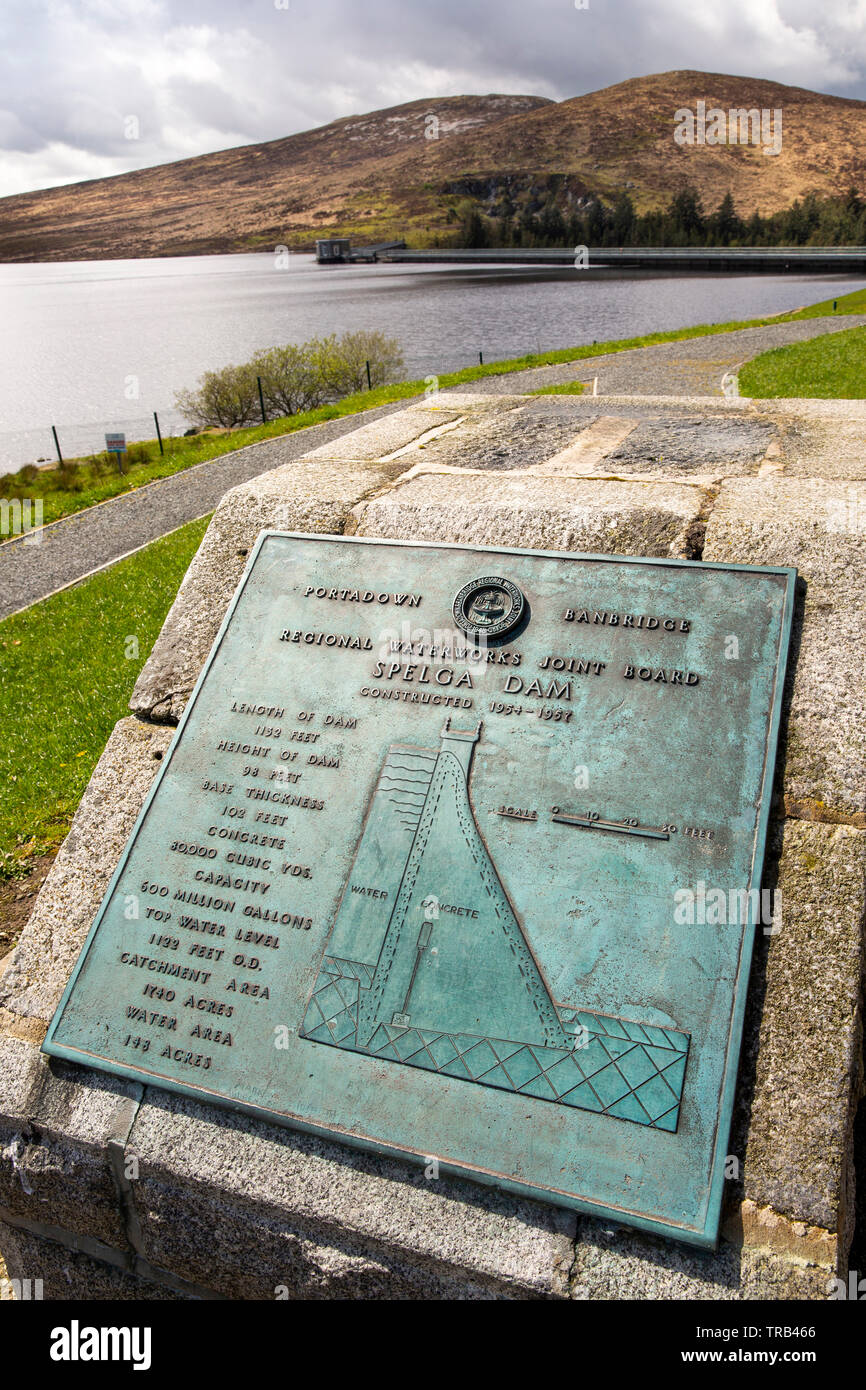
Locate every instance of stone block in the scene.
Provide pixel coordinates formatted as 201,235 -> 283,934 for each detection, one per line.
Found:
0,1036 -> 140,1250
757,401 -> 866,481
354,471 -> 708,558
391,402 -> 598,471
704,477 -> 866,817
0,718 -> 173,1027
125,1089 -> 576,1299
605,416 -> 773,475
299,405 -> 462,462
731,818 -> 866,1238
571,1218 -> 834,1300
705,477 -> 866,598
0,1222 -> 189,1300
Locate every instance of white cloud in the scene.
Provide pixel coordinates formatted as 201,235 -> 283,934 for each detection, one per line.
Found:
1,0 -> 866,197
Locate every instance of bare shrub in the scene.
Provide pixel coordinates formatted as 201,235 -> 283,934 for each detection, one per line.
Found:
175,362 -> 261,428
323,330 -> 405,395
175,330 -> 406,428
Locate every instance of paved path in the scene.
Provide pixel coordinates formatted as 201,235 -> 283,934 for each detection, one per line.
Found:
450,315 -> 866,397
2,314 -> 864,618
0,402 -> 405,620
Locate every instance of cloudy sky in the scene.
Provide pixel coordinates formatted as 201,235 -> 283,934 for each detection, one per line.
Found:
2,0 -> 866,197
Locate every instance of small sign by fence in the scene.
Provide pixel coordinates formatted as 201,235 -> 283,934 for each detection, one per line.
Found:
105,432 -> 126,454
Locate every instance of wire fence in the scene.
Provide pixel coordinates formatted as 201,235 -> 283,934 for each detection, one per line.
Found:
0,343 -> 565,477
0,411 -> 186,478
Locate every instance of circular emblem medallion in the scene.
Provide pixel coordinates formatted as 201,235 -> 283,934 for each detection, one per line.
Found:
452,576 -> 525,639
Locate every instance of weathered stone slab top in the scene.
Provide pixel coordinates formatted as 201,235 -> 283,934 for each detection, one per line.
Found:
524,392 -> 866,480
298,405 -> 463,461
604,417 -> 773,474
389,404 -> 600,471
410,404 -> 771,476
128,397 -> 716,721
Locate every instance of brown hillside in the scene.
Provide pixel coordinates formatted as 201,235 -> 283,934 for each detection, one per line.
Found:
432,70 -> 866,218
2,71 -> 866,261
0,95 -> 551,262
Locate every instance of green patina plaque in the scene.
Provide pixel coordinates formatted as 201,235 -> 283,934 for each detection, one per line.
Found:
44,534 -> 796,1247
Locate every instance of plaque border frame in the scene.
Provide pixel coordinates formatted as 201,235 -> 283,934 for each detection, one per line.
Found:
43,533 -> 797,1249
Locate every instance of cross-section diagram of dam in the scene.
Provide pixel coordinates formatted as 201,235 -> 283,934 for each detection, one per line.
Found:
301,720 -> 689,1131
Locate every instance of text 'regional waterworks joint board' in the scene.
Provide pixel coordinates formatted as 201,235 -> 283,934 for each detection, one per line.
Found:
44,534 -> 796,1248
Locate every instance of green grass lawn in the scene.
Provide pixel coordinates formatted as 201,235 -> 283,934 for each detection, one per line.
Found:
6,281 -> 865,529
739,322 -> 866,397
0,515 -> 210,873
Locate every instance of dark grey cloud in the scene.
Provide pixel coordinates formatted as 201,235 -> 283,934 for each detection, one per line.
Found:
1,0 -> 864,196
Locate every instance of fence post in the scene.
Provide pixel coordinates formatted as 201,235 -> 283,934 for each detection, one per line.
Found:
154,411 -> 164,456
365,360 -> 372,390
51,426 -> 63,464
257,376 -> 267,424
479,351 -> 483,365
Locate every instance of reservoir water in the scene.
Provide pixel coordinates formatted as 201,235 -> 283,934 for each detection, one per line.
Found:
1,252 -> 863,473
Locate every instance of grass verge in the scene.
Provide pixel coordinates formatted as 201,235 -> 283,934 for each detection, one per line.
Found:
738,323 -> 866,397
0,514 -> 210,872
5,282 -> 864,528
788,286 -> 866,318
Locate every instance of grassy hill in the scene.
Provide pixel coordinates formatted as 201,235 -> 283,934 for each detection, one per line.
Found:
3,71 -> 866,260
